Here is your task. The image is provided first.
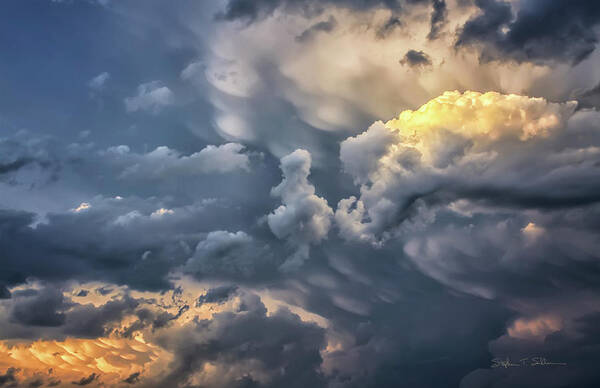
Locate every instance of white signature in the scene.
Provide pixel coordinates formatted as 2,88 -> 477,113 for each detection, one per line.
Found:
491,357 -> 567,368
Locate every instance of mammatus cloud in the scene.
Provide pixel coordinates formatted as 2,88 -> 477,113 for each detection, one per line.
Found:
124,81 -> 174,113
268,150 -> 333,271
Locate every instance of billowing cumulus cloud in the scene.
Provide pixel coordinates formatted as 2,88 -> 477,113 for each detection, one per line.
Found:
268,150 -> 333,270
336,90 -> 584,244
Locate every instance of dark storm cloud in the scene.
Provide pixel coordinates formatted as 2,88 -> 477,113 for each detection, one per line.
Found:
183,230 -> 281,282
375,15 -> 402,38
0,368 -> 18,387
118,303 -> 189,338
153,292 -> 327,388
10,287 -> 67,327
400,49 -> 433,67
456,0 -> 600,65
2,1 -> 600,387
197,285 -> 239,306
0,286 -> 10,299
75,290 -> 89,297
427,0 -> 446,39
462,310 -> 600,388
577,80 -> 600,109
218,0 -> 447,41
71,373 -> 98,386
0,135 -> 61,186
1,285 -> 141,340
0,158 -> 32,175
123,372 -> 141,385
0,187 -> 281,291
216,0 -> 403,22
28,378 -> 43,388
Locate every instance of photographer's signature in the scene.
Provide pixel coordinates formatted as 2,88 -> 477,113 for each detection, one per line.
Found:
491,357 -> 567,368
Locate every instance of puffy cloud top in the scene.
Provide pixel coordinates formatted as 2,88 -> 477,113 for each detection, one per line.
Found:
268,149 -> 333,270
336,90 -> 592,244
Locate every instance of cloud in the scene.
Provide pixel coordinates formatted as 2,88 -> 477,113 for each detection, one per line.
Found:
87,72 -> 110,90
184,231 -> 274,279
0,368 -> 17,387
124,81 -> 174,113
123,372 -> 141,384
10,287 -> 67,327
268,150 -> 333,270
400,49 -> 433,68
104,142 -> 251,179
215,0 -> 403,22
153,292 -> 327,388
0,197 -> 222,291
0,158 -> 33,176
336,90 -> 584,244
71,373 -> 98,386
5,1 -> 600,387
197,285 -> 239,306
456,0 -> 600,65
427,0 -> 446,39
295,16 -> 337,42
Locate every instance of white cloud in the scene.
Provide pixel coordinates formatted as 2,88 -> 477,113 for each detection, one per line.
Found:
88,72 -> 110,90
104,142 -> 250,179
124,81 -> 174,113
268,149 -> 333,271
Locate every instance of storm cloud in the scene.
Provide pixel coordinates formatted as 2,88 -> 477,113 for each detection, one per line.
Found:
2,1 -> 600,387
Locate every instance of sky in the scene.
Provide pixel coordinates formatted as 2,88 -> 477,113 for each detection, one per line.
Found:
1,0 -> 600,387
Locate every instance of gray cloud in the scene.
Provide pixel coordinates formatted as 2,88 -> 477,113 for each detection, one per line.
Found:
427,0 -> 446,39
400,49 -> 433,67
183,230 -> 277,281
124,81 -> 174,113
71,373 -> 98,386
3,1 -> 600,387
152,292 -> 327,388
0,368 -> 18,387
197,285 -> 239,306
103,142 -> 251,179
456,0 -> 600,65
268,150 -> 333,271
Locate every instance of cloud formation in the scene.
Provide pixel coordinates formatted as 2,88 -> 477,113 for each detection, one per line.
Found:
3,1 -> 600,387
104,142 -> 251,178
336,90 -> 584,244
457,0 -> 600,65
268,150 -> 333,270
125,81 -> 174,113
